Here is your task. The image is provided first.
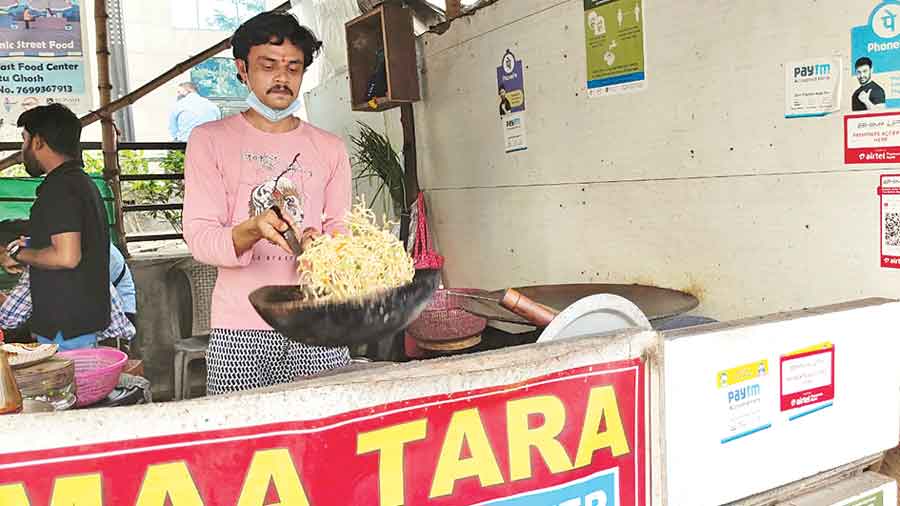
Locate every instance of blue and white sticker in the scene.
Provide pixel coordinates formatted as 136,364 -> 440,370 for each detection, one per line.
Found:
851,1 -> 900,110
475,468 -> 618,506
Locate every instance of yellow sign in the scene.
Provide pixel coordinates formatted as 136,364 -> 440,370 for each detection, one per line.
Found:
784,341 -> 833,357
717,359 -> 768,388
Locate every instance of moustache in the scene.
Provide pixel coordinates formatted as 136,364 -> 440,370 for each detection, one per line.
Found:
267,86 -> 294,96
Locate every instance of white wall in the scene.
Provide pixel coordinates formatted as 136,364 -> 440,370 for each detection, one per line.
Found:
407,0 -> 898,320
305,70 -> 401,219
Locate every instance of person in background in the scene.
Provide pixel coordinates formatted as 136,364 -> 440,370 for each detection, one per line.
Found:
0,267 -> 135,349
183,12 -> 351,395
169,82 -> 221,142
0,219 -> 136,339
109,243 -> 136,325
0,104 -> 111,350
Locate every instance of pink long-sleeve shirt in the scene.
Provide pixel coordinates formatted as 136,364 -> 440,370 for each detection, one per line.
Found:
183,114 -> 351,330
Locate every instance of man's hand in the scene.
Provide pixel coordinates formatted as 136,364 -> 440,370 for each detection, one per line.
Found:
299,227 -> 320,253
0,249 -> 22,275
1,237 -> 25,274
254,210 -> 296,254
233,209 -> 301,257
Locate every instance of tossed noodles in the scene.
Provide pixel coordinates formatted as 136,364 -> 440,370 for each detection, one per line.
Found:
297,200 -> 415,301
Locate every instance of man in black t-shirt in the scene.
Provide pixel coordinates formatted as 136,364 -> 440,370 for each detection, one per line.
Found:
852,57 -> 887,112
0,104 -> 110,349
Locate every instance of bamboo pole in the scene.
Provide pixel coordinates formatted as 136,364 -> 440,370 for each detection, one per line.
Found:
0,0 -> 293,172
94,0 -> 128,253
399,102 -> 419,248
445,0 -> 462,19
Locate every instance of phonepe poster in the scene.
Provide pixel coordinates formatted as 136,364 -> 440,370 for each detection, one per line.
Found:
851,1 -> 900,111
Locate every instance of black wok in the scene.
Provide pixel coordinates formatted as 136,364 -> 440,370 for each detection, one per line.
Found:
249,269 -> 441,347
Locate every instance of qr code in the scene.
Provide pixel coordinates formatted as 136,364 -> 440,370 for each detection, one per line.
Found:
886,213 -> 900,246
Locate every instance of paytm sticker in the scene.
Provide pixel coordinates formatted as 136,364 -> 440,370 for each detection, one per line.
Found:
475,469 -> 618,506
785,57 -> 842,118
717,359 -> 774,444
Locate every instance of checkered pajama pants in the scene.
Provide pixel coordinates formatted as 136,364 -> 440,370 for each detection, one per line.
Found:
206,328 -> 351,396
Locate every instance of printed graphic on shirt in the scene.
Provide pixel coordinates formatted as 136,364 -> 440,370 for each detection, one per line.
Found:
243,150 -> 315,229
242,152 -> 281,173
248,171 -> 305,226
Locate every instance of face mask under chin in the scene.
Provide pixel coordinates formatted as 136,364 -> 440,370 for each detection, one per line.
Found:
246,91 -> 302,123
241,67 -> 303,123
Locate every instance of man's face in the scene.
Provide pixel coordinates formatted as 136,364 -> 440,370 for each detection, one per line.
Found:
20,130 -> 43,177
176,86 -> 190,99
238,39 -> 306,111
857,64 -> 872,85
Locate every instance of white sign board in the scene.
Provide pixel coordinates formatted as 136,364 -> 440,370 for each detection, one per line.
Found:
664,300 -> 900,506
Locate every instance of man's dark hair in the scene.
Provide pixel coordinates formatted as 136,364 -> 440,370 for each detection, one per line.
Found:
856,57 -> 874,70
179,81 -> 198,92
16,103 -> 81,159
231,11 -> 323,82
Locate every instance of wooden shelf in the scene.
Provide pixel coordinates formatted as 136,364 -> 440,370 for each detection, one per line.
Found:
345,3 -> 420,113
351,96 -> 415,112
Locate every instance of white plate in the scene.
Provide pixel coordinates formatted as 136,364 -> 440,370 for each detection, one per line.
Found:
537,294 -> 651,343
2,343 -> 59,368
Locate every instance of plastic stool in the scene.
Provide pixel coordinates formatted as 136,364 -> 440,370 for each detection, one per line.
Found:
173,336 -> 209,400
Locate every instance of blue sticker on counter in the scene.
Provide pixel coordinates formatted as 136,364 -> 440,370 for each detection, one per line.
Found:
476,469 -> 618,506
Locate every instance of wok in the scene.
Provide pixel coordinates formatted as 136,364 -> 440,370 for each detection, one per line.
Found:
249,269 -> 441,348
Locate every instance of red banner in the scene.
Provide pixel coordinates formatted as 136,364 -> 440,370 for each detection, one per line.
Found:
0,360 -> 646,506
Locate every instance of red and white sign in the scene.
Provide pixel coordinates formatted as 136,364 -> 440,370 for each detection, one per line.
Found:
0,361 -> 646,506
780,344 -> 835,413
879,174 -> 900,268
845,112 -> 900,164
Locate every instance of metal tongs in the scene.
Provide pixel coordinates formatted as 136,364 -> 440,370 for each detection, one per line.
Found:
270,194 -> 303,256
270,197 -> 317,301
269,166 -> 303,257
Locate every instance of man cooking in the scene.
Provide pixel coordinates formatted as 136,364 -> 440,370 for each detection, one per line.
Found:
183,12 -> 351,395
0,104 -> 111,349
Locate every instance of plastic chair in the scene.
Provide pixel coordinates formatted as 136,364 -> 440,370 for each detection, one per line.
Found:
172,259 -> 217,400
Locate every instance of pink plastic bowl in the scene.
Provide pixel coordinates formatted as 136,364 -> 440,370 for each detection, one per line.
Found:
57,347 -> 128,407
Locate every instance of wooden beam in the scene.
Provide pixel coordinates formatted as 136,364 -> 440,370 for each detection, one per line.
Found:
0,0 -> 293,172
95,0 -> 128,253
